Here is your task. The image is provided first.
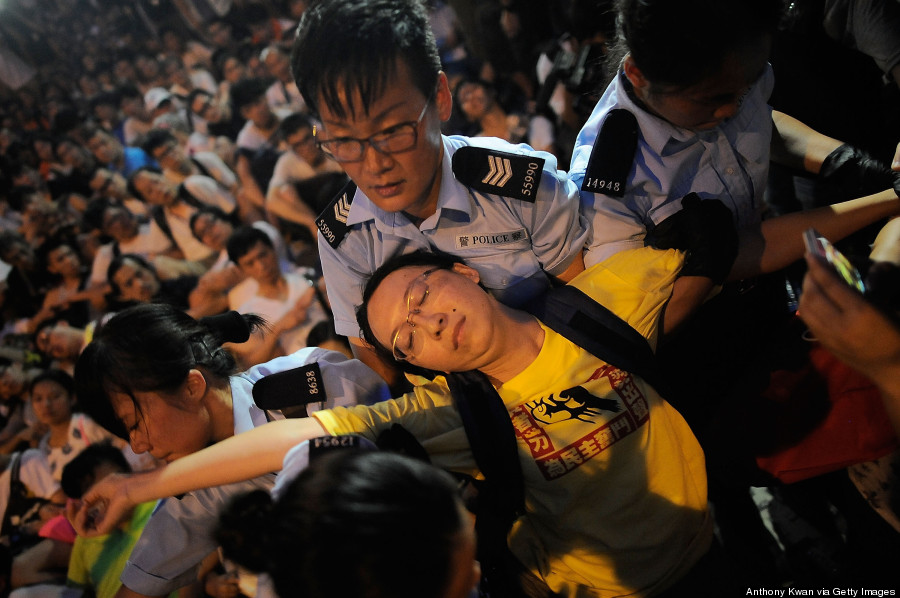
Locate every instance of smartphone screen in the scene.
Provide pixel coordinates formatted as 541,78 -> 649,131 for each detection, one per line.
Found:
803,228 -> 866,293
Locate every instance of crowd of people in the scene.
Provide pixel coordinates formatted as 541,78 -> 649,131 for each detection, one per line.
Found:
0,0 -> 899,596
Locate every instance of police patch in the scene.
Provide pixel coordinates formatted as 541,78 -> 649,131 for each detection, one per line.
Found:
581,109 -> 638,198
316,180 -> 357,249
455,228 -> 528,250
253,362 -> 328,418
452,146 -> 544,202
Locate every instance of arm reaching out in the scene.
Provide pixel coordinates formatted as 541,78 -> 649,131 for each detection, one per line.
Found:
730,189 -> 900,280
68,417 -> 328,536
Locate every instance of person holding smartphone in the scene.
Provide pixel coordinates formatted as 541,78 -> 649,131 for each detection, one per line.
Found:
800,250 -> 900,436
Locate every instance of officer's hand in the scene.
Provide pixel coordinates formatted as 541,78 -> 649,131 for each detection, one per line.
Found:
818,143 -> 900,200
648,194 -> 738,284
646,193 -> 702,251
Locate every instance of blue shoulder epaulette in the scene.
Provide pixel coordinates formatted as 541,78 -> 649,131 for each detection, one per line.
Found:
581,108 -> 638,198
253,362 -> 328,418
316,180 -> 357,249
452,146 -> 544,202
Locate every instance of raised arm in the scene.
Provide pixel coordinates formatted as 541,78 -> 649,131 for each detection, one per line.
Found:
69,417 -> 327,536
770,110 -> 842,174
730,189 -> 900,280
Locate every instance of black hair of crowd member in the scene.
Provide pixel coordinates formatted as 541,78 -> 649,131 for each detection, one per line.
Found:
126,165 -> 163,201
216,450 -> 463,598
226,225 -> 274,264
140,128 -> 177,157
61,441 -> 131,499
230,77 -> 271,113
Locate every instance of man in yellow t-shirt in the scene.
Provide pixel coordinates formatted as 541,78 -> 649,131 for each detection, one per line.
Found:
316,246 -> 712,597
72,247 -> 712,598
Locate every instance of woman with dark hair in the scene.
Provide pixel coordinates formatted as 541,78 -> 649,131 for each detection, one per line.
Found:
216,450 -> 479,598
71,303 -> 389,598
571,0 -> 900,272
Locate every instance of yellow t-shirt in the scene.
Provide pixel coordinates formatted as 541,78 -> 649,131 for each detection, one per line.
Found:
314,247 -> 711,597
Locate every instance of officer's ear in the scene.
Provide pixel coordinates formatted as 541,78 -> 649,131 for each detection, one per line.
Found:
184,369 -> 208,405
623,55 -> 649,92
435,71 -> 453,123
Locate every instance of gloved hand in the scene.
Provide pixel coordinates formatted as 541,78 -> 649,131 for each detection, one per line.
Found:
647,193 -> 738,284
817,143 -> 900,202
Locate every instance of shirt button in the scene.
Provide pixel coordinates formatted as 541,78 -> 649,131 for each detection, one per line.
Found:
726,167 -> 735,175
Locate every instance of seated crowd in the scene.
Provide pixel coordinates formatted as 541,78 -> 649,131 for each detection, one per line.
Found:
0,0 -> 899,596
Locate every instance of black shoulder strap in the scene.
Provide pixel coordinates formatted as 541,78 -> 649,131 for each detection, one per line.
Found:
177,183 -> 204,208
581,108 -> 638,198
524,284 -> 663,392
445,370 -> 526,597
452,146 -> 544,202
446,370 -> 524,515
150,205 -> 176,245
316,180 -> 356,250
190,157 -> 212,179
9,451 -> 21,485
253,362 -> 328,419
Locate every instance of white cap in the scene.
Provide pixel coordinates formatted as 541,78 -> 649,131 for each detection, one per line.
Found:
144,87 -> 173,112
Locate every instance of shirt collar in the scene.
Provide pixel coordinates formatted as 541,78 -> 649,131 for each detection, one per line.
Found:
230,376 -> 268,434
346,136 -> 474,230
615,72 -> 697,154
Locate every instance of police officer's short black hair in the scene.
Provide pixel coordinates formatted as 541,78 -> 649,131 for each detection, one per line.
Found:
290,0 -> 441,119
613,0 -> 782,90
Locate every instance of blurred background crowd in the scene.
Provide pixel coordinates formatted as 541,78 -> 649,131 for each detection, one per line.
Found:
0,0 -> 899,595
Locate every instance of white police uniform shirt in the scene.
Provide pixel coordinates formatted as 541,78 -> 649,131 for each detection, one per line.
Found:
119,348 -> 388,596
318,135 -> 589,338
570,65 -> 775,267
